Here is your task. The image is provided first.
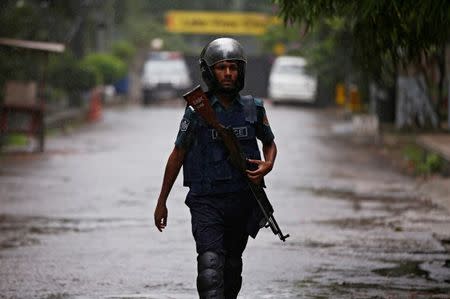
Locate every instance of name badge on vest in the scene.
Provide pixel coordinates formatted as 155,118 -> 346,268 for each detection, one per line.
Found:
211,127 -> 248,140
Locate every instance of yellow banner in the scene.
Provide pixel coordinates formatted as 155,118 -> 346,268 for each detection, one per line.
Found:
166,10 -> 280,36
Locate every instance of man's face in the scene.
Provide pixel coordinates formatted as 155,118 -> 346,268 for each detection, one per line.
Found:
213,60 -> 238,92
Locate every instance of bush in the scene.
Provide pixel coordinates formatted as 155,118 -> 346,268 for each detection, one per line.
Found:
81,53 -> 127,85
112,40 -> 136,64
49,53 -> 100,92
403,145 -> 444,176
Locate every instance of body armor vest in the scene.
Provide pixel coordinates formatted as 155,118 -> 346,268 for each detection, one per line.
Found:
183,96 -> 262,194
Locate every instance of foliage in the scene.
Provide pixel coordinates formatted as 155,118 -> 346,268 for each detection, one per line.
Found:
48,53 -> 100,92
260,23 -> 305,56
273,0 -> 449,120
302,18 -> 352,81
403,145 -> 444,176
0,0 -> 82,43
4,134 -> 28,147
0,1 -> 43,39
112,41 -> 136,64
81,53 -> 127,85
123,14 -> 192,53
273,0 -> 450,75
0,48 -> 41,87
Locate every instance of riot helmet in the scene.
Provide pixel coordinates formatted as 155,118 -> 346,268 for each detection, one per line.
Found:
199,37 -> 246,93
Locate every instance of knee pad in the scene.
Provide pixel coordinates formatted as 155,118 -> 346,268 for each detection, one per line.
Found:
197,251 -> 225,298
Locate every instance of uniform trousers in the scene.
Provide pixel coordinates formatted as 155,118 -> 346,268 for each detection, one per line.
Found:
186,189 -> 253,298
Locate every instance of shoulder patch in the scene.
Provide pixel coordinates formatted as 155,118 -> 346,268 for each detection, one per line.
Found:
254,97 -> 264,107
180,118 -> 190,132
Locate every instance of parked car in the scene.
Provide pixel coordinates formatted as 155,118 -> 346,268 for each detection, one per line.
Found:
141,51 -> 192,105
268,56 -> 317,105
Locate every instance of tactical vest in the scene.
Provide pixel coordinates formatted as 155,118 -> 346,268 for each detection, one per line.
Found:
183,96 -> 263,194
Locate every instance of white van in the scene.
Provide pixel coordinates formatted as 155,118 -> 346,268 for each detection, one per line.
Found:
141,51 -> 192,105
268,56 -> 317,104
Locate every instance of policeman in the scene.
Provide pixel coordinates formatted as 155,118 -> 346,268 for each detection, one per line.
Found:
154,37 -> 277,299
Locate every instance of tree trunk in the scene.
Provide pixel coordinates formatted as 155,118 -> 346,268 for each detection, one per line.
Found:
396,60 -> 439,129
437,44 -> 446,125
447,45 -> 450,131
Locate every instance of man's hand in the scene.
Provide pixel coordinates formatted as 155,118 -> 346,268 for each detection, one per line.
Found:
154,202 -> 168,232
153,147 -> 185,233
246,159 -> 273,185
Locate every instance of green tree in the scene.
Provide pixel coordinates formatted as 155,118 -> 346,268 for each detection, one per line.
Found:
274,0 -> 450,71
112,40 -> 136,64
81,53 -> 126,85
49,53 -> 100,92
274,0 -> 450,124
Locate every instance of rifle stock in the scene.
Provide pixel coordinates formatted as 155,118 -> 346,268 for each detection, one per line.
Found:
183,85 -> 289,242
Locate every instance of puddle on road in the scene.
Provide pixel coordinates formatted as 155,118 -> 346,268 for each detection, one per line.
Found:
301,185 -> 423,204
372,260 -> 429,280
43,293 -> 73,299
106,294 -> 191,299
301,239 -> 336,249
294,277 -> 450,298
299,185 -> 437,215
0,214 -> 147,250
301,185 -> 450,246
317,216 -> 386,230
117,188 -> 142,207
289,184 -> 450,296
375,259 -> 450,284
0,149 -> 80,162
0,234 -> 40,250
105,282 -> 195,299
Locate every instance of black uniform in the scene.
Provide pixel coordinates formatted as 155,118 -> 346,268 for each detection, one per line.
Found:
175,93 -> 274,298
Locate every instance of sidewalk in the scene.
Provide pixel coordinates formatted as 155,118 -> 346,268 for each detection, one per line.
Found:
329,109 -> 450,214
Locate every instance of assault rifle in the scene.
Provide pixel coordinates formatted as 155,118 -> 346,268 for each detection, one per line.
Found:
183,85 -> 289,242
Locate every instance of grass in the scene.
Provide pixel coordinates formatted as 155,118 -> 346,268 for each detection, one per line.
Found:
377,126 -> 448,177
2,134 -> 29,147
402,144 -> 444,176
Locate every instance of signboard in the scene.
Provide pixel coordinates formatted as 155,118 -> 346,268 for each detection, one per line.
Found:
166,10 -> 280,36
4,81 -> 38,106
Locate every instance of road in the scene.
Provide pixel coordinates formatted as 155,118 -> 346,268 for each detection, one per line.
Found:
1,102 -> 450,299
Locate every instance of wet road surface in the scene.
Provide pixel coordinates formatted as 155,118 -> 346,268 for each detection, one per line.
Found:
1,102 -> 450,298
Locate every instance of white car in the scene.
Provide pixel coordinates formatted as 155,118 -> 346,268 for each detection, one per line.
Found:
268,56 -> 317,104
141,52 -> 192,105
